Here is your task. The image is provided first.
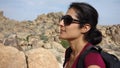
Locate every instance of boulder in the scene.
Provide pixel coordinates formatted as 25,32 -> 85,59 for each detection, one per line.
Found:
0,43 -> 27,68
25,48 -> 60,68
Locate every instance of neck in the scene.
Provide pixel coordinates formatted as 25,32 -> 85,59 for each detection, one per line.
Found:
68,37 -> 88,56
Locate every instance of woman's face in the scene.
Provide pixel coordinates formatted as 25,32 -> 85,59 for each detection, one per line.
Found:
59,8 -> 83,40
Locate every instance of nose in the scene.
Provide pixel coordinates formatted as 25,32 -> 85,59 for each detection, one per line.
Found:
59,20 -> 64,26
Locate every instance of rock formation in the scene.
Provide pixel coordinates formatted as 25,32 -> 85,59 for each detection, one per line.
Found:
0,43 -> 27,68
25,48 -> 59,68
0,43 -> 60,68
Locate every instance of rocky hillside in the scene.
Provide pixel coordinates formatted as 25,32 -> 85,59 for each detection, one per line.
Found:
98,25 -> 120,59
0,10 -> 120,68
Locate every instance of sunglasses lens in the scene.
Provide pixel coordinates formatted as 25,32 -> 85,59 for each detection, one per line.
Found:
61,15 -> 73,26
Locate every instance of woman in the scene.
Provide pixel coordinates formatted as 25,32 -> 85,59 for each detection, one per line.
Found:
59,2 -> 106,68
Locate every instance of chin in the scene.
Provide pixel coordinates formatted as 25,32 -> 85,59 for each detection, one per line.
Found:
59,36 -> 67,40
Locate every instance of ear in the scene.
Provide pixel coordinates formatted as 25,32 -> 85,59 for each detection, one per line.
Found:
81,24 -> 91,34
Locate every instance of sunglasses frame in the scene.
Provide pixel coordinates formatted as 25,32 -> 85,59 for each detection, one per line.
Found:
60,15 -> 80,26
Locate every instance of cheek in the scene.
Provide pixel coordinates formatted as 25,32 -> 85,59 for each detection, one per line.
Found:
68,25 -> 81,36
67,29 -> 81,38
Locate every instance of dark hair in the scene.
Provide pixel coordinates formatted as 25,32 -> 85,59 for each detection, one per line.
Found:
69,2 -> 102,45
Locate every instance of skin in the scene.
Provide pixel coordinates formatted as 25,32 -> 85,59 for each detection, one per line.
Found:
59,8 -> 100,68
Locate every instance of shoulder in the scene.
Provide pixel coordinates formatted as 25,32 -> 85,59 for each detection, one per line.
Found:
84,52 -> 106,68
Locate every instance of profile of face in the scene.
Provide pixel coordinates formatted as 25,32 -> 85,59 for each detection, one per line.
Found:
59,8 -> 91,40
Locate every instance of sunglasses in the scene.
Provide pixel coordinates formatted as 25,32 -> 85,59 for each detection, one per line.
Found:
60,15 -> 80,26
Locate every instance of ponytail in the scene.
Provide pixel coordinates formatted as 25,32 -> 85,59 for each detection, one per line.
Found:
85,28 -> 102,45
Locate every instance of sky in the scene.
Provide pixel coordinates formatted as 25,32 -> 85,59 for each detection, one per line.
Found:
0,0 -> 120,25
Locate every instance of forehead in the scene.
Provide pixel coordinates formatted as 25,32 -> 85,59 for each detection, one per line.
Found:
66,8 -> 77,19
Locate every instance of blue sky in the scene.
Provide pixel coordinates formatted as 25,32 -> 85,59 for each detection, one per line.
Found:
0,0 -> 120,25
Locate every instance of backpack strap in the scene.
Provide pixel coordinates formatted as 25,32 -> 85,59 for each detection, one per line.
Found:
63,47 -> 72,67
77,45 -> 101,68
